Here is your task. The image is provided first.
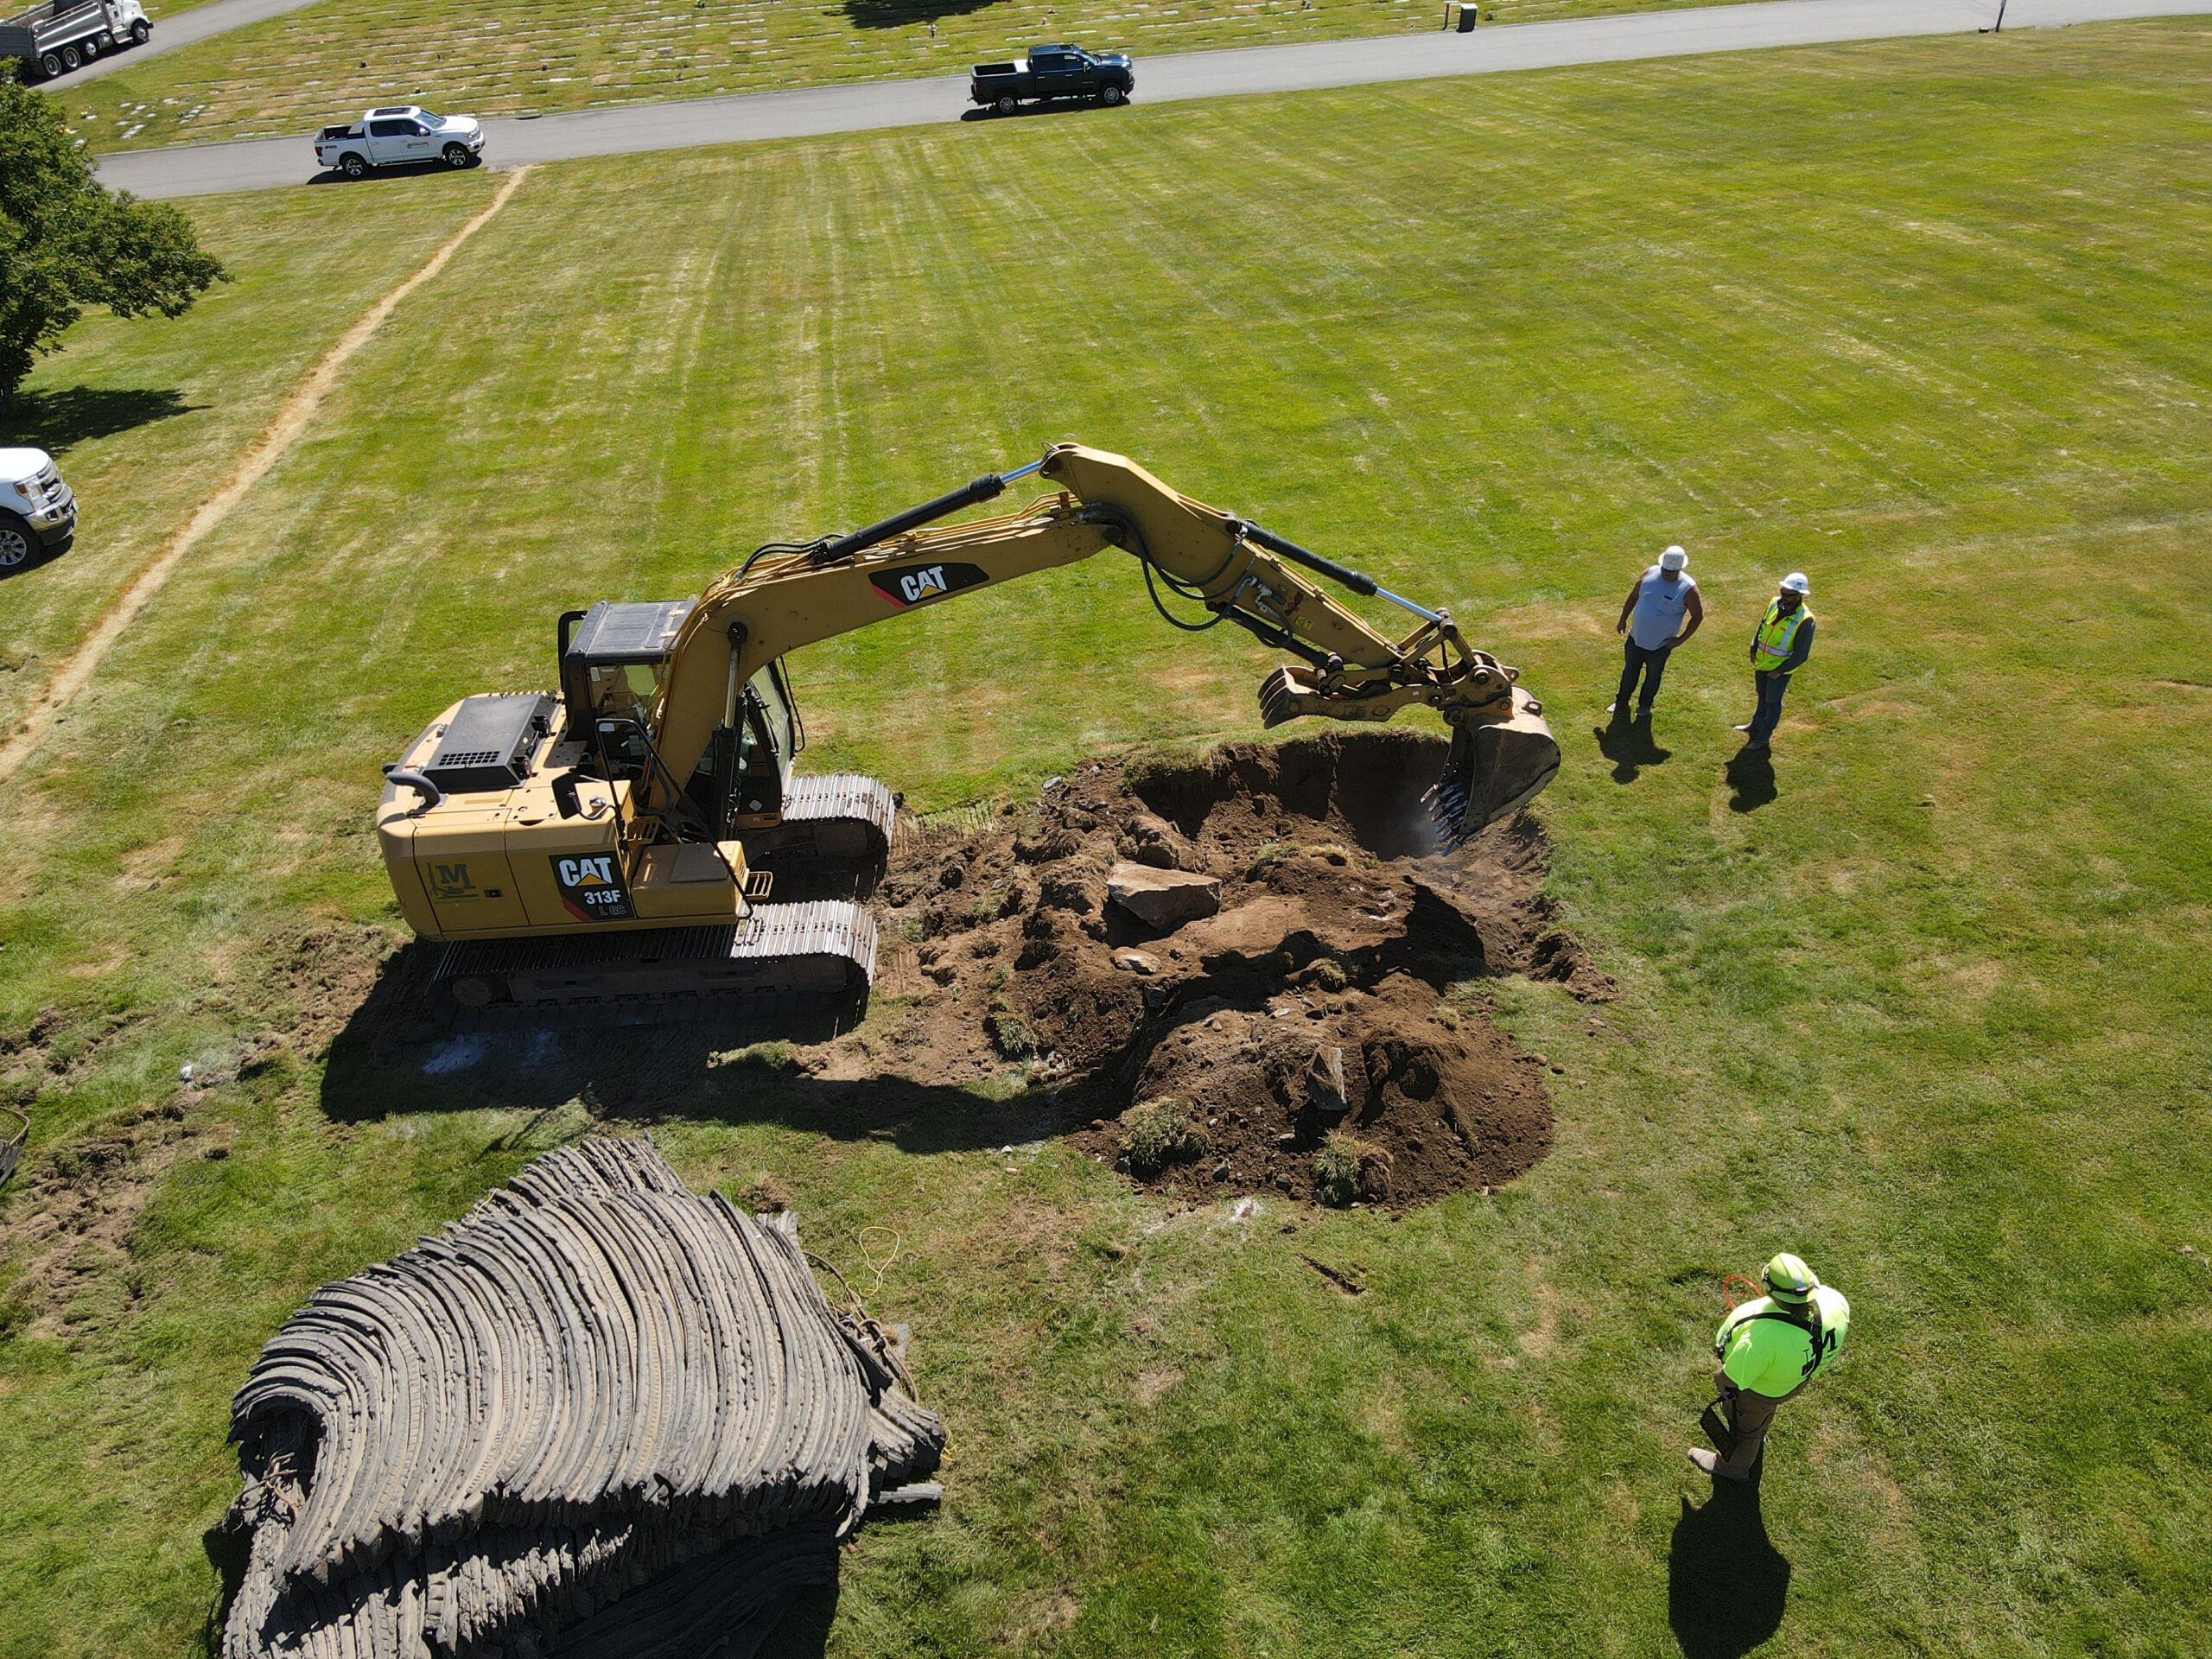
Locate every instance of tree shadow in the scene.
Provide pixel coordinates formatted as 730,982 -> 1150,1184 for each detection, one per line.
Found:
842,0 -> 1007,29
318,944 -> 1083,1154
1592,712 -> 1671,784
0,385 -> 195,454
1669,1459 -> 1790,1658
1724,747 -> 1777,813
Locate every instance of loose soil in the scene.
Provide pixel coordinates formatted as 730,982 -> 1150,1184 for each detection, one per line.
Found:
857,730 -> 1605,1211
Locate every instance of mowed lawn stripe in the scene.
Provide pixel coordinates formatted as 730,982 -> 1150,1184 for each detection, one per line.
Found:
0,169 -> 531,785
0,22 -> 2208,1657
0,180 -> 503,742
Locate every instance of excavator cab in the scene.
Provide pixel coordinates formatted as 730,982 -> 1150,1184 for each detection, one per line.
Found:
558,598 -> 805,840
689,661 -> 799,836
558,600 -> 693,779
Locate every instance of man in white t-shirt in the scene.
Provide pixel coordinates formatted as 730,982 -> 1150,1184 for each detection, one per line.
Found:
1611,544 -> 1703,719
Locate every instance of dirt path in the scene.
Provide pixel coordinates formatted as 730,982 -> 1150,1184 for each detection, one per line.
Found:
0,167 -> 531,789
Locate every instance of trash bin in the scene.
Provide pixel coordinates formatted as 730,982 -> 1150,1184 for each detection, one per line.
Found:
1448,0 -> 1479,30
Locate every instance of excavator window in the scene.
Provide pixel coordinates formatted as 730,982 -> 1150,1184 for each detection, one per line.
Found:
588,662 -> 658,728
681,665 -> 792,832
728,667 -> 789,823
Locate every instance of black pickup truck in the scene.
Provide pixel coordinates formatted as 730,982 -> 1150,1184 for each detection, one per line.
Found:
969,44 -> 1134,115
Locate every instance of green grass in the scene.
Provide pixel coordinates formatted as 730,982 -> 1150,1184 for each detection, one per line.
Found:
60,0 -> 1742,151
0,180 -> 500,737
5,19 -> 2212,1656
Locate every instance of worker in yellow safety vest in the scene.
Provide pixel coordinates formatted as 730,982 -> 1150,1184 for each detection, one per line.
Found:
1690,1253 -> 1850,1481
1734,573 -> 1815,753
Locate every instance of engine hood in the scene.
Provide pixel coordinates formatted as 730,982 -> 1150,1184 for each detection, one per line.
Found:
436,114 -> 481,135
0,447 -> 53,484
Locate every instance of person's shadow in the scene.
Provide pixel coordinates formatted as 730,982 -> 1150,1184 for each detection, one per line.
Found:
1725,746 -> 1777,813
1669,1452 -> 1790,1657
1593,711 -> 1671,784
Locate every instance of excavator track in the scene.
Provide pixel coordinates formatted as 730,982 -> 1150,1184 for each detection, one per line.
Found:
429,899 -> 877,1029
740,772 -> 898,883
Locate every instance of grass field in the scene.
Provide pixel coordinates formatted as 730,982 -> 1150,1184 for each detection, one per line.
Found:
60,0 -> 1737,151
5,19 -> 2211,1657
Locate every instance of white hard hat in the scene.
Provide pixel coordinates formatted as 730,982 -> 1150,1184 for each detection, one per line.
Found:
1780,571 -> 1810,594
1659,545 -> 1688,572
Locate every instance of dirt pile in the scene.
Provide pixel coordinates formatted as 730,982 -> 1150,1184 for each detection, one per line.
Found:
866,731 -> 1605,1210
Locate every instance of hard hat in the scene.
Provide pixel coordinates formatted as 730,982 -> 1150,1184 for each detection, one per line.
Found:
1780,572 -> 1810,594
1761,1252 -> 1819,1304
1659,546 -> 1688,572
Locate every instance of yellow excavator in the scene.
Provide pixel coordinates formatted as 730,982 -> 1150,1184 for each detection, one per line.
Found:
377,443 -> 1559,1019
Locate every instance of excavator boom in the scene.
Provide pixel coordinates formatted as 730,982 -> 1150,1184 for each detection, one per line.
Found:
377,442 -> 1558,1022
650,443 -> 1558,845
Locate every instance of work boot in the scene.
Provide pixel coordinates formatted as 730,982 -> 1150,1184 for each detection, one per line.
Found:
1687,1447 -> 1750,1482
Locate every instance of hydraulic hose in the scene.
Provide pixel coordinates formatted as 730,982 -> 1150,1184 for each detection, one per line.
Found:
1232,520 -> 1443,623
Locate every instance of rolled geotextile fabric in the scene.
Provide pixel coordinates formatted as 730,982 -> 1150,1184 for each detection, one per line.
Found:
219,1137 -> 941,1659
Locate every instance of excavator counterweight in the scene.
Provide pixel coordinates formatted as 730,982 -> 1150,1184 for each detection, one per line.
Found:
378,443 -> 1560,1021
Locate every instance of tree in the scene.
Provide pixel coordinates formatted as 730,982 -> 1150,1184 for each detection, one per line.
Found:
0,80 -> 226,405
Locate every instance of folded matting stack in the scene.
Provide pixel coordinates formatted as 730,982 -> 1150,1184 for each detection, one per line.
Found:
219,1137 -> 942,1659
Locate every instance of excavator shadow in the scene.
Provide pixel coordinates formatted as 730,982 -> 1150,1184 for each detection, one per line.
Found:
319,944 -> 1083,1156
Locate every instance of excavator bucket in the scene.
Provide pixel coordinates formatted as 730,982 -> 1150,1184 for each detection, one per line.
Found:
1426,687 -> 1561,850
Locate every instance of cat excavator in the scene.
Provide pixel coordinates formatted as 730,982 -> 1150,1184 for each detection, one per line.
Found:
376,443 -> 1560,1020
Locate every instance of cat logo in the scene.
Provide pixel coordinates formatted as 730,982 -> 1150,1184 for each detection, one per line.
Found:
428,862 -> 478,900
870,561 -> 988,611
901,566 -> 950,604
550,852 -> 636,922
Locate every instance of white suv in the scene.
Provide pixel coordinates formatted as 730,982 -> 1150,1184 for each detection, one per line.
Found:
0,448 -> 75,570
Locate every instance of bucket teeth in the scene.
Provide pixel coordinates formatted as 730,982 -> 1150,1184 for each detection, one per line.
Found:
1256,666 -> 1302,728
1428,690 -> 1562,850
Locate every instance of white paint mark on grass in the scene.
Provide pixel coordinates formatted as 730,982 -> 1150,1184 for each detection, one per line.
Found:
423,1034 -> 491,1076
0,166 -> 534,787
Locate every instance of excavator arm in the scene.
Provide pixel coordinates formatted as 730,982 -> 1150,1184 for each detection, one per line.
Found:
640,442 -> 1558,849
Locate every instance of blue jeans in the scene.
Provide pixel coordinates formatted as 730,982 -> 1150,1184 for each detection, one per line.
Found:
1617,639 -> 1673,713
1747,670 -> 1791,744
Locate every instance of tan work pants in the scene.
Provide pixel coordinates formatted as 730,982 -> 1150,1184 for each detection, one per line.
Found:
1714,1368 -> 1807,1478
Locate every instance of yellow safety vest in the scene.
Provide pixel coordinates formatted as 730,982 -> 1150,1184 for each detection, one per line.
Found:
1715,1288 -> 1851,1396
1753,601 -> 1812,674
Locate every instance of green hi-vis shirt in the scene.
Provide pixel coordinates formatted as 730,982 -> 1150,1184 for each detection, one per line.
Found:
1715,1287 -> 1851,1398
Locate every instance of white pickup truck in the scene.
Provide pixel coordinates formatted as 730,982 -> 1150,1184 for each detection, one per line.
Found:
1,448 -> 77,571
315,106 -> 486,179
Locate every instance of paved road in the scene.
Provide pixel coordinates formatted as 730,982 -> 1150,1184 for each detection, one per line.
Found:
49,0 -> 325,87
96,0 -> 2204,199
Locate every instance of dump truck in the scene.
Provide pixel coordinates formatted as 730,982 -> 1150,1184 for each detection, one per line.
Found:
378,443 -> 1560,1020
2,0 -> 148,80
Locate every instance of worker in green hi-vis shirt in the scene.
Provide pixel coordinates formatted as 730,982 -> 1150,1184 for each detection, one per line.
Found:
1690,1253 -> 1851,1481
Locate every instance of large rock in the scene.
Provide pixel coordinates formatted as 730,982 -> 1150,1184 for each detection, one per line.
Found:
1107,861 -> 1222,932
